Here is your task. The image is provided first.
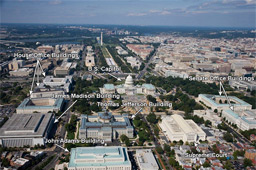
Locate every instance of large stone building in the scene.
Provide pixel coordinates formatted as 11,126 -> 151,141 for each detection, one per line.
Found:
68,146 -> 132,170
40,75 -> 73,93
0,113 -> 54,147
16,97 -> 64,114
8,59 -> 25,71
222,109 -> 256,131
159,114 -> 206,142
229,80 -> 256,91
79,110 -> 134,142
54,62 -> 77,77
198,94 -> 252,112
100,75 -> 156,96
9,68 -> 33,77
30,88 -> 65,99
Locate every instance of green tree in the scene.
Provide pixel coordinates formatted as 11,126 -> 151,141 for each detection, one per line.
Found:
223,160 -> 233,170
146,112 -> 157,124
120,134 -> 130,146
178,140 -> 184,145
156,146 -> 164,154
204,120 -> 212,127
244,158 -> 253,167
120,134 -> 128,142
223,133 -> 233,142
2,158 -> 9,167
146,95 -> 157,103
164,144 -> 171,152
202,161 -> 211,167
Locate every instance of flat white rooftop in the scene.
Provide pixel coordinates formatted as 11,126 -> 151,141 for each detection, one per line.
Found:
136,149 -> 159,170
160,114 -> 206,137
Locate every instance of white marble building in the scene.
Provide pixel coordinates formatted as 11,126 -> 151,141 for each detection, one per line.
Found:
100,75 -> 156,96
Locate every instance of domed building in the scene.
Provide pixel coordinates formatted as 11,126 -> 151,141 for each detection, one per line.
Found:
124,75 -> 134,88
100,75 -> 156,96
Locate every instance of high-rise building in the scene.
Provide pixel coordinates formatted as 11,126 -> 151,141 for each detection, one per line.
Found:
101,32 -> 103,46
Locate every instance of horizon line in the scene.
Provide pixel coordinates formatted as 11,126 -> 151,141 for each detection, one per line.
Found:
1,22 -> 255,30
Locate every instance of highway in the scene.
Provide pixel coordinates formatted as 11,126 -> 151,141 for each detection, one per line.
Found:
31,100 -> 73,170
137,48 -> 158,79
142,115 -> 174,170
223,121 -> 252,145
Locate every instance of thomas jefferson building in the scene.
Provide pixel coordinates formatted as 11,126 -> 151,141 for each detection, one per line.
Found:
79,110 -> 134,142
100,75 -> 156,96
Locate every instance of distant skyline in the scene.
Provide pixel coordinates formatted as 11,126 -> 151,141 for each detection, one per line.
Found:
1,0 -> 255,28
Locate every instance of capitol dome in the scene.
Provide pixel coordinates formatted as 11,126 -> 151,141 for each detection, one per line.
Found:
124,75 -> 134,87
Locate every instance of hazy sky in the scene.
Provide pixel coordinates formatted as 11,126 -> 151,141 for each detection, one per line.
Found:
1,0 -> 255,28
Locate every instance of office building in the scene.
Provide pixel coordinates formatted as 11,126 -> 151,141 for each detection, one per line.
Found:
198,94 -> 252,112
54,62 -> 77,76
222,109 -> 256,131
0,113 -> 54,147
12,158 -> 30,169
193,110 -> 222,127
8,59 -> 25,71
79,110 -> 134,142
9,68 -> 33,77
136,149 -> 159,170
124,56 -> 141,69
16,97 -> 64,114
68,146 -> 131,170
159,114 -> 206,142
30,88 -> 65,99
37,45 -> 53,53
40,75 -> 73,92
126,44 -> 154,60
229,80 -> 256,91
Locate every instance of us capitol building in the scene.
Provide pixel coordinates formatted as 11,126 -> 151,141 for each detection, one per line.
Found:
100,75 -> 156,96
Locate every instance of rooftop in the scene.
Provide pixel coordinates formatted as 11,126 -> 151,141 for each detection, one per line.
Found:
0,113 -> 53,137
224,109 -> 256,124
161,114 -> 205,135
80,112 -> 133,129
199,94 -> 252,107
17,98 -> 64,110
103,84 -> 115,90
142,84 -> 156,90
68,146 -> 131,167
136,149 -> 159,169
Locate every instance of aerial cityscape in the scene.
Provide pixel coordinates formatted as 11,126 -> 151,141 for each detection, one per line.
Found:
0,0 -> 256,170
